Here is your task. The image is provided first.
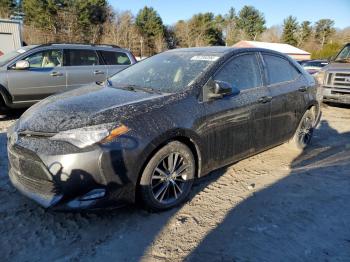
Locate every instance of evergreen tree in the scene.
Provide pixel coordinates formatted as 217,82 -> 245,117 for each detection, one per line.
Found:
135,6 -> 165,39
282,15 -> 298,46
297,21 -> 312,47
22,0 -> 64,31
0,0 -> 18,18
315,19 -> 335,47
74,0 -> 108,31
237,5 -> 265,40
223,7 -> 238,45
135,6 -> 165,54
73,0 -> 108,42
189,12 -> 224,46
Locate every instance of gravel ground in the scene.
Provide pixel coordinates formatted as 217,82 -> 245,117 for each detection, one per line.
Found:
0,104 -> 350,262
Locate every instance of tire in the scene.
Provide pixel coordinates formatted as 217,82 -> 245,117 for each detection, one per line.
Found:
139,141 -> 195,211
0,97 -> 9,117
287,110 -> 315,151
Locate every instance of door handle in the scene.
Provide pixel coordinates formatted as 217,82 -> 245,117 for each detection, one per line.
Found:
258,96 -> 272,103
50,72 -> 63,77
298,86 -> 307,92
94,70 -> 105,75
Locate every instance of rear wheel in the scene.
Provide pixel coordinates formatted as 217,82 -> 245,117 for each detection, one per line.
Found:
139,141 -> 195,211
287,110 -> 315,151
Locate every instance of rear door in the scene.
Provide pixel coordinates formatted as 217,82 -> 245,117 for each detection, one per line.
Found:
98,50 -> 132,77
201,52 -> 271,169
64,49 -> 107,90
7,48 -> 66,102
261,53 -> 307,145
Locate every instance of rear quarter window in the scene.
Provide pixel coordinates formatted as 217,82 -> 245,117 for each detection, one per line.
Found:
100,51 -> 131,65
263,54 -> 300,85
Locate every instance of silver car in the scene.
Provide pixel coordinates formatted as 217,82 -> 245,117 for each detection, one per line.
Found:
0,43 -> 137,113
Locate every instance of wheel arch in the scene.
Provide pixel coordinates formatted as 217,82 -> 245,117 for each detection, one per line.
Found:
290,101 -> 320,142
135,130 -> 203,203
0,84 -> 12,107
305,100 -> 321,127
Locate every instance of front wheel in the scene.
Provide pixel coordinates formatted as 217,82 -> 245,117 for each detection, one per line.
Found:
139,141 -> 195,211
287,110 -> 315,151
0,99 -> 9,118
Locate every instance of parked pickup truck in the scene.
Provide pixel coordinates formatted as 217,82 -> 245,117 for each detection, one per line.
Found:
316,43 -> 350,105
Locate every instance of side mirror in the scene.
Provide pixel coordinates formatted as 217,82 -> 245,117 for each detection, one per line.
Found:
328,56 -> 334,62
14,60 -> 29,70
207,80 -> 239,100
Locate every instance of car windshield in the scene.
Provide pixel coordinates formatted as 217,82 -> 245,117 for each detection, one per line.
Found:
335,45 -> 350,63
0,46 -> 35,67
109,51 -> 223,93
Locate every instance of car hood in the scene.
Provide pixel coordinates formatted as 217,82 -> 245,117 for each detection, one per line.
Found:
16,84 -> 175,133
323,62 -> 350,71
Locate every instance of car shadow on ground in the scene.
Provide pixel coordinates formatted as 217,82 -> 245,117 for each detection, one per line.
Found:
0,129 -> 225,261
1,120 -> 350,261
184,120 -> 350,261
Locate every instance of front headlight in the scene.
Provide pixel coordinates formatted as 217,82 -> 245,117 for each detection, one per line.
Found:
50,123 -> 129,148
315,70 -> 325,85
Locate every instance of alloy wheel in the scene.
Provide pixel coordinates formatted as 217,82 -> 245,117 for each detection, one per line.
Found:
151,152 -> 189,204
297,115 -> 313,146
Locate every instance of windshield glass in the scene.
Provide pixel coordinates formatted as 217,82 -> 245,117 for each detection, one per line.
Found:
335,45 -> 350,62
0,46 -> 34,67
109,51 -> 223,93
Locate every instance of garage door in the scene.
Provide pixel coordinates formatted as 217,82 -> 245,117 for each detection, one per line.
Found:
0,33 -> 15,54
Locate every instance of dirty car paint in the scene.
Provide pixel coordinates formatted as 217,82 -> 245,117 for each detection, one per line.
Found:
7,47 -> 320,210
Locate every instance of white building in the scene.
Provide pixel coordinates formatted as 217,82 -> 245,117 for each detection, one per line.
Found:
0,19 -> 22,55
233,40 -> 311,61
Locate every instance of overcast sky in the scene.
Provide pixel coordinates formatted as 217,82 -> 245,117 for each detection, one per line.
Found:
110,0 -> 350,29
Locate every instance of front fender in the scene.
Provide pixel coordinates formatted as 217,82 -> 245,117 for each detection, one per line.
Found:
135,128 -> 204,182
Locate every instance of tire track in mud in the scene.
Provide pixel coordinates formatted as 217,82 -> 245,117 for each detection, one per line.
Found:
143,145 -> 296,261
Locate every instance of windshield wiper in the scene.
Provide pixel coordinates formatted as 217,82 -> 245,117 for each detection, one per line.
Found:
115,84 -> 163,94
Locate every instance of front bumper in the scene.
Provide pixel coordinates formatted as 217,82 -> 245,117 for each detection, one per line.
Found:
7,136 -> 135,211
323,94 -> 350,105
322,87 -> 350,105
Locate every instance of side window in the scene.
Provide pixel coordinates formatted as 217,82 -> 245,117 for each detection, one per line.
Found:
65,49 -> 99,66
214,54 -> 262,91
263,54 -> 300,85
24,50 -> 62,68
100,51 -> 131,65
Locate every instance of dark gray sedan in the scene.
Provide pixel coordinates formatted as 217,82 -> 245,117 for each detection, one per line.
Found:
7,47 -> 321,211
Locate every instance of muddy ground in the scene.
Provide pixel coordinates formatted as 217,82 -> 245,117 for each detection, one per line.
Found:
0,104 -> 349,262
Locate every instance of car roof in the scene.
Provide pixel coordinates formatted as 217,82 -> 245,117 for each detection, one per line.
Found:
167,46 -> 293,58
28,43 -> 130,52
168,46 -> 237,53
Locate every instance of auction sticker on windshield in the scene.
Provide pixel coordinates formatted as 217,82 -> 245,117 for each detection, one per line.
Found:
191,56 -> 220,61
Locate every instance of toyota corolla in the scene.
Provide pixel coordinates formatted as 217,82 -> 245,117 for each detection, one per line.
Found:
7,47 -> 321,211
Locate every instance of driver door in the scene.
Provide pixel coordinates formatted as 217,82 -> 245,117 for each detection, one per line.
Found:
7,49 -> 66,102
200,53 -> 271,170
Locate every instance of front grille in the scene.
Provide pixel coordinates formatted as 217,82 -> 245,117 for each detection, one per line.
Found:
8,145 -> 57,196
8,145 -> 51,181
325,72 -> 350,90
